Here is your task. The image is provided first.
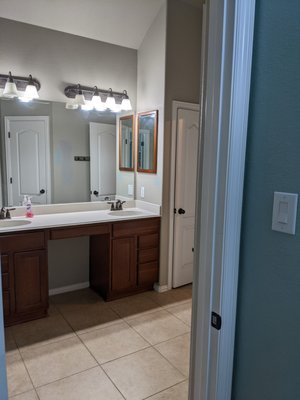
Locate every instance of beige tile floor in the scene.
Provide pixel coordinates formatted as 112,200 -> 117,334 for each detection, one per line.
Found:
5,285 -> 192,400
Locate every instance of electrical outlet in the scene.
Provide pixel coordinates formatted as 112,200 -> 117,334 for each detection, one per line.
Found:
141,186 -> 145,198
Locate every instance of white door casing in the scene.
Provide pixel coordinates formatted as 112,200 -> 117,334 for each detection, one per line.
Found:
5,116 -> 51,206
89,122 -> 116,201
189,1 -> 256,400
173,108 -> 200,288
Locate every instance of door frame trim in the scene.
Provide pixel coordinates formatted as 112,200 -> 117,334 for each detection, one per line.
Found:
168,100 -> 200,290
4,116 -> 51,205
189,1 -> 256,399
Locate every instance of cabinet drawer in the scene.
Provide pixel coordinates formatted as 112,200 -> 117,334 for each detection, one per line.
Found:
139,233 -> 159,249
138,262 -> 159,286
0,231 -> 45,252
113,218 -> 160,238
50,224 -> 110,239
2,291 -> 10,317
1,254 -> 9,273
2,273 -> 9,291
139,247 -> 159,264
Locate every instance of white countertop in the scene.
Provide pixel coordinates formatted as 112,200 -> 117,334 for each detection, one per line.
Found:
0,201 -> 161,234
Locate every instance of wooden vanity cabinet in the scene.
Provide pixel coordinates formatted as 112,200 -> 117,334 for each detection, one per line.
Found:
91,217 -> 160,300
0,231 -> 48,327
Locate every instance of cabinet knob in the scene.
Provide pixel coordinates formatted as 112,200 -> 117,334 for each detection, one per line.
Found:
40,189 -> 45,194
178,208 -> 186,215
93,190 -> 99,196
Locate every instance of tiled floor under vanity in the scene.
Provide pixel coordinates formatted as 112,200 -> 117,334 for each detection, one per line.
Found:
5,285 -> 192,400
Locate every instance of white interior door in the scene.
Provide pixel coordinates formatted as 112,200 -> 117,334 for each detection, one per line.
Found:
5,117 -> 50,206
89,122 -> 116,201
173,108 -> 200,288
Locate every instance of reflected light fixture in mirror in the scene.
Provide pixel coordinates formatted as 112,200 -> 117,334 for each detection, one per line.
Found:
64,84 -> 132,112
0,71 -> 41,102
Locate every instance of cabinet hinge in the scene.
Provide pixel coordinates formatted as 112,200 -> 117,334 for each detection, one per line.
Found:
10,177 -> 12,184
8,131 -> 11,139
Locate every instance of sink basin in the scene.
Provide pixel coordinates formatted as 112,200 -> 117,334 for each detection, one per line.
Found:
0,219 -> 32,228
108,210 -> 143,217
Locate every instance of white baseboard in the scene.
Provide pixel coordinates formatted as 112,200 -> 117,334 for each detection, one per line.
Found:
153,283 -> 169,293
49,282 -> 90,296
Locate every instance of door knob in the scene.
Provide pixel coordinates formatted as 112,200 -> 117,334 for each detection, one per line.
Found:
93,190 -> 99,196
40,189 -> 45,194
178,208 -> 186,215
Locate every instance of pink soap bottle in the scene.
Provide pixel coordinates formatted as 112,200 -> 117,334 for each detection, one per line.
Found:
25,196 -> 34,218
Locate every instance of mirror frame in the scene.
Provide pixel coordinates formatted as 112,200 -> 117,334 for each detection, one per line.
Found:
119,114 -> 135,171
137,110 -> 158,174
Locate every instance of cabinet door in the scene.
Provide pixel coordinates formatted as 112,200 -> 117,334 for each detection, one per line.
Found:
111,237 -> 137,293
1,254 -> 14,318
14,250 -> 48,314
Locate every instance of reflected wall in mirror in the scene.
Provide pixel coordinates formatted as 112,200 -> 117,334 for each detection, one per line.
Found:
0,98 -> 134,207
119,115 -> 134,171
137,110 -> 158,173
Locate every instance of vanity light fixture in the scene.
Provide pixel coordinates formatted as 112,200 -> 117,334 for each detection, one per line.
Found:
24,74 -> 39,99
121,90 -> 132,111
64,84 -> 132,112
3,71 -> 18,98
105,88 -> 116,110
0,71 -> 41,101
74,84 -> 86,106
91,86 -> 106,111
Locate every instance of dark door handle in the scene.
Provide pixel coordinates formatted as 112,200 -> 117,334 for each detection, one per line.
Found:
40,189 -> 45,194
178,208 -> 186,215
93,190 -> 99,196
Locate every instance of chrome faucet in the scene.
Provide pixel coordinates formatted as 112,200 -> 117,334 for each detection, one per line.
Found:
0,207 -> 16,219
107,200 -> 126,211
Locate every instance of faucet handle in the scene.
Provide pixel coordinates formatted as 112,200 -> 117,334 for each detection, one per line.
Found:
0,207 -> 5,219
6,208 -> 16,219
107,201 -> 115,211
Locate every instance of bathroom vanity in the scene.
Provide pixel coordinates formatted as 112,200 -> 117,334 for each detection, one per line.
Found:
0,204 -> 160,327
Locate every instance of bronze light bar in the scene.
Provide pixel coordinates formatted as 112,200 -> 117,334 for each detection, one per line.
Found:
0,73 -> 41,92
64,84 -> 125,103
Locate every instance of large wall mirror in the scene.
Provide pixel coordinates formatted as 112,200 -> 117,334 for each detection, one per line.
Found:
119,115 -> 134,171
0,98 -> 135,207
137,110 -> 158,173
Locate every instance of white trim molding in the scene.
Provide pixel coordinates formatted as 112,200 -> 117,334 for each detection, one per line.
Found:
153,283 -> 169,293
190,1 -> 256,400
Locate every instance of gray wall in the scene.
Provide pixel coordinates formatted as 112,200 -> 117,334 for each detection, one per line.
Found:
136,2 -> 167,205
0,18 -> 137,106
232,2 -> 300,399
160,0 -> 202,285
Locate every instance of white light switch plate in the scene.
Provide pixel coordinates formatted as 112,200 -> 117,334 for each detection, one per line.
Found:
272,192 -> 298,235
141,186 -> 145,199
128,184 -> 133,196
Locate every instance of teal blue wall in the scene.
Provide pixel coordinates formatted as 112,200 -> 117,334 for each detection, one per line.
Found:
232,1 -> 300,399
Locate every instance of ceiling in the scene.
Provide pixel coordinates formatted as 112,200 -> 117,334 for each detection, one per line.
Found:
0,0 -> 165,49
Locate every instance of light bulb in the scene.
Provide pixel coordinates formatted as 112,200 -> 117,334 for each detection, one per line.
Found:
74,84 -> 85,105
91,86 -> 105,110
81,101 -> 94,111
65,98 -> 79,109
24,75 -> 39,99
105,88 -> 116,109
120,90 -> 132,111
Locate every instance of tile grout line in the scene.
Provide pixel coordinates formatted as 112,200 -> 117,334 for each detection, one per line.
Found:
54,299 -> 127,400
141,379 -> 189,400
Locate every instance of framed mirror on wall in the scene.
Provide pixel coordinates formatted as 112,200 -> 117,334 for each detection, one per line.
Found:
137,110 -> 158,173
119,115 -> 134,171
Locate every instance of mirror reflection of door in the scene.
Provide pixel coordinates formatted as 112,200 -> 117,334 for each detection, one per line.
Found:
137,110 -> 158,173
119,115 -> 134,171
89,122 -> 116,201
4,116 -> 51,206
